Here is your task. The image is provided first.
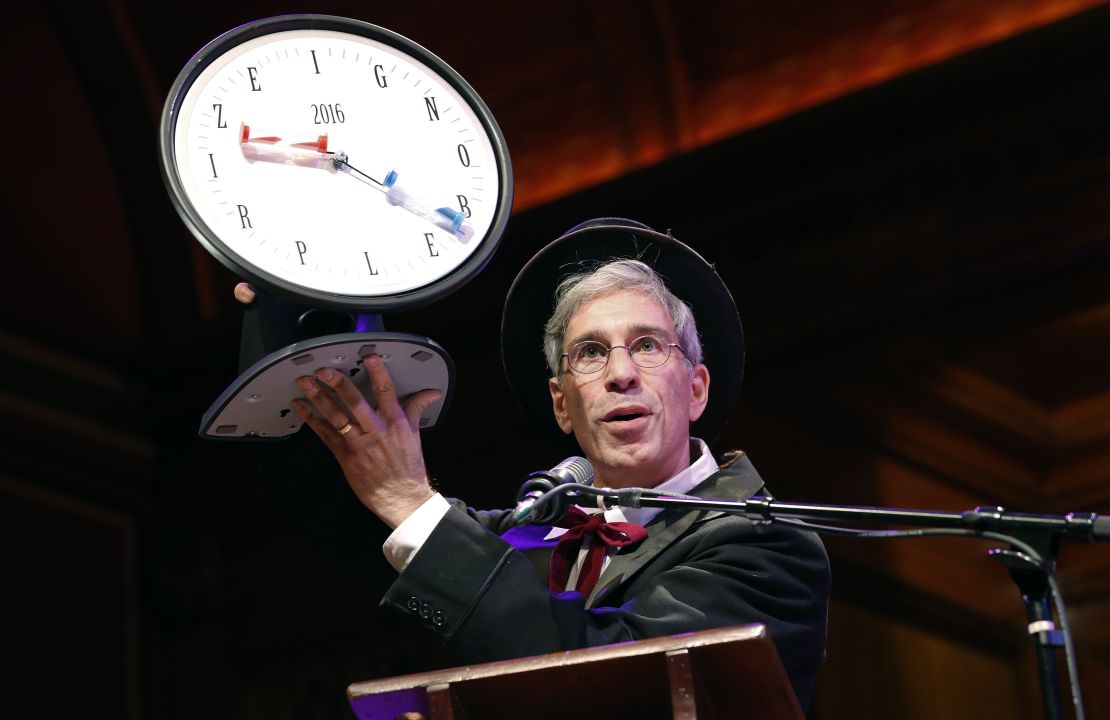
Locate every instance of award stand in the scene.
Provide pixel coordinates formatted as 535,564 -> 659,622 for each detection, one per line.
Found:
347,624 -> 803,720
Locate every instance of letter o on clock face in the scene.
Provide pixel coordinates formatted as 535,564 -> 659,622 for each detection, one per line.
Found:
161,14 -> 513,312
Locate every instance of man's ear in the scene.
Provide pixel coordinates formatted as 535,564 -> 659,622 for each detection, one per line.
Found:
688,363 -> 710,422
549,378 -> 574,434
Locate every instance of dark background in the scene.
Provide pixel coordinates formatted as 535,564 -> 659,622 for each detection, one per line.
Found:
2,1 -> 1109,718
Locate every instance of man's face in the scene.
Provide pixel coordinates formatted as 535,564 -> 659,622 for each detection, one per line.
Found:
548,290 -> 710,489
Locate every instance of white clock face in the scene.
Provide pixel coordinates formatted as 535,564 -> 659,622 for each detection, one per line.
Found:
166,21 -> 509,307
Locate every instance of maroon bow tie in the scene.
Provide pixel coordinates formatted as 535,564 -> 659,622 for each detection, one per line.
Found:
547,506 -> 648,598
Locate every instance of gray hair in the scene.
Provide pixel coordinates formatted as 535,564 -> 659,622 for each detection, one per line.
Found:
543,259 -> 703,380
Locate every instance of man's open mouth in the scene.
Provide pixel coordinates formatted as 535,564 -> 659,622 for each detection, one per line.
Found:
603,407 -> 650,423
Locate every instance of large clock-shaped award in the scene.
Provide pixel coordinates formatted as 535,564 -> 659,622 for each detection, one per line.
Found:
160,14 -> 513,439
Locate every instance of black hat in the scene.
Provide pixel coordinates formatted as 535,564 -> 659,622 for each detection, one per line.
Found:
501,218 -> 744,452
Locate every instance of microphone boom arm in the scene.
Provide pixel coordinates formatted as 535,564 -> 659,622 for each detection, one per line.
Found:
584,488 -> 1104,720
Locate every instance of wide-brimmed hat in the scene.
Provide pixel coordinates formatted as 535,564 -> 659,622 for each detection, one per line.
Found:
501,218 -> 744,452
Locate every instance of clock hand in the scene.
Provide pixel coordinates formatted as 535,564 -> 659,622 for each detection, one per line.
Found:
288,135 -> 330,153
326,151 -> 385,186
238,123 -> 471,240
239,123 -> 282,144
330,153 -> 472,242
239,124 -> 334,170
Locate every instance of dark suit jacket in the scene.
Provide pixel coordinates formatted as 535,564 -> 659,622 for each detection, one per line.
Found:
381,453 -> 831,709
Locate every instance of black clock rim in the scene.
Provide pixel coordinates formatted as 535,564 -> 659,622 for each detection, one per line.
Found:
159,14 -> 514,313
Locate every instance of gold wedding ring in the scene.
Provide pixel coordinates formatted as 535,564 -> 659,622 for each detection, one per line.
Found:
337,422 -> 354,436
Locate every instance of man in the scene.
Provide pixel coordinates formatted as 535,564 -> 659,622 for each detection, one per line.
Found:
285,218 -> 830,708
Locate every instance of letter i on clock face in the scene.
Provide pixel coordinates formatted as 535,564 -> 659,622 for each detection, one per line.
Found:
161,14 -> 513,312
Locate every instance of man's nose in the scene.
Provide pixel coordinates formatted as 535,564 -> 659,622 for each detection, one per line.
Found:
603,346 -> 640,390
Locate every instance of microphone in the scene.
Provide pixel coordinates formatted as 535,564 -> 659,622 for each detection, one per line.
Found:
509,456 -> 594,527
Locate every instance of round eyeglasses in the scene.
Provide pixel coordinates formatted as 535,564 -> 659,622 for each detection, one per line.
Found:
561,335 -> 685,374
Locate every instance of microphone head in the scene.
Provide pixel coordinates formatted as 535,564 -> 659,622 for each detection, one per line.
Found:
548,456 -> 594,486
1092,513 -> 1110,541
515,456 -> 595,503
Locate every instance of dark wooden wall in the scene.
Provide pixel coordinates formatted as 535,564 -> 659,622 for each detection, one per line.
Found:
2,2 -> 1108,719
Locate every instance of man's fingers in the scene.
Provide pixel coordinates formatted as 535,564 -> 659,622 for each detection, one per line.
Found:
313,367 -> 380,430
404,389 -> 444,430
361,354 -> 406,423
296,375 -> 360,434
291,399 -> 348,455
233,282 -> 256,304
306,356 -> 438,433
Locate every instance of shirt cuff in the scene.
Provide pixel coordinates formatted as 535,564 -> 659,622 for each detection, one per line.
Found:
382,493 -> 451,572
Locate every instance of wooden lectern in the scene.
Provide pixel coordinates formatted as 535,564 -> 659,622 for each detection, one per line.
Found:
347,623 -> 803,720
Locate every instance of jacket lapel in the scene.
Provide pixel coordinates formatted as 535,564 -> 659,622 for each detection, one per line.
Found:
585,454 -> 766,607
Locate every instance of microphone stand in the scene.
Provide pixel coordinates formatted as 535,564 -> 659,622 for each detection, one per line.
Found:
549,486 -> 1108,720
